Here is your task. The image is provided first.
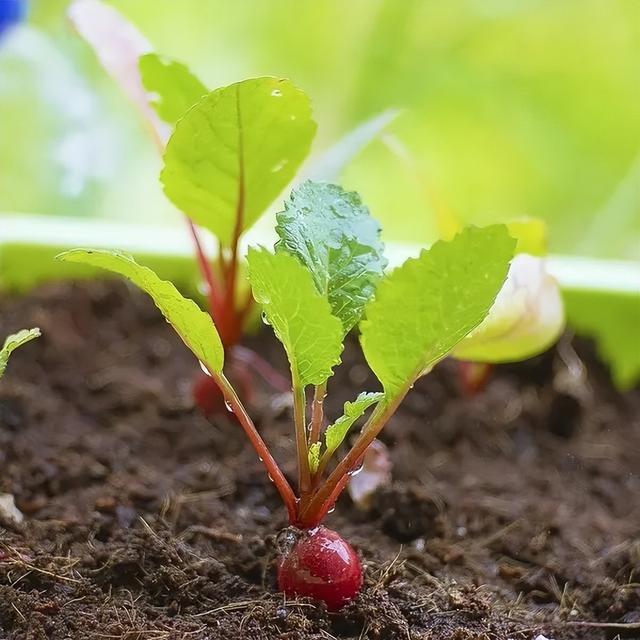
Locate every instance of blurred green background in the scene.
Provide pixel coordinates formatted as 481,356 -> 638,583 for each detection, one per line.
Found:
1,0 -> 638,260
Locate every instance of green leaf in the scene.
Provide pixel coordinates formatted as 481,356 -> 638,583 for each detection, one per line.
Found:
139,53 -> 207,124
56,250 -> 224,374
276,181 -> 387,333
161,77 -> 316,246
361,225 -> 516,395
0,328 -> 40,379
247,247 -> 343,387
308,442 -> 321,474
324,392 -> 384,457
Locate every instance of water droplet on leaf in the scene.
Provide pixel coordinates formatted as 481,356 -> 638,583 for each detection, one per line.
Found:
271,159 -> 288,173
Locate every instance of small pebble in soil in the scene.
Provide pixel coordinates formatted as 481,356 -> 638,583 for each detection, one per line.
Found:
0,493 -> 24,523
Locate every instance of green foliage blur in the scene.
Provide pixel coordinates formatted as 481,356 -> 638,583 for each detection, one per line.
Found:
1,0 -> 638,261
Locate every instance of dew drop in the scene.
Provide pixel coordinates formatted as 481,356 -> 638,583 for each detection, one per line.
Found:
413,538 -> 426,552
326,504 -> 336,514
224,400 -> 233,412
271,88 -> 282,97
261,312 -> 271,326
348,463 -> 364,477
267,473 -> 274,483
271,159 -> 288,173
199,361 -> 212,377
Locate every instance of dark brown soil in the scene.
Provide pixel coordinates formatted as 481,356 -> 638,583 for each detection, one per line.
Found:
0,280 -> 639,640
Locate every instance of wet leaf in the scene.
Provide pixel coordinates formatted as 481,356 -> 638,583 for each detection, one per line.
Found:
276,181 -> 387,332
361,226 -> 515,395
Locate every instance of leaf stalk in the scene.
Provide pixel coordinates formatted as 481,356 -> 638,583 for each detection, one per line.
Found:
213,372 -> 298,522
293,379 -> 312,496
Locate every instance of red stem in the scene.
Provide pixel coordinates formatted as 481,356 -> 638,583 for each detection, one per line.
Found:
186,219 -> 224,320
306,469 -> 352,527
214,373 -> 298,523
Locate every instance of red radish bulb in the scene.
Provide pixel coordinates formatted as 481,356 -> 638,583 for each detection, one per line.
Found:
192,372 -> 225,417
277,526 -> 363,610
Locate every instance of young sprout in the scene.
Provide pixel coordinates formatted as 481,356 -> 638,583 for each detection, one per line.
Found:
58,180 -> 515,609
0,328 -> 40,379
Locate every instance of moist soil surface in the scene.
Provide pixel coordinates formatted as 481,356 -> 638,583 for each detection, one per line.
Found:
0,281 -> 638,640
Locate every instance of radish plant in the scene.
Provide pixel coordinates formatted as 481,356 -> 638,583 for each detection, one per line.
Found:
0,328 -> 40,379
57,180 -> 514,609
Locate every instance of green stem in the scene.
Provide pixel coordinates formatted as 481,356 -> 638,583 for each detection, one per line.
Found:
293,378 -> 311,496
